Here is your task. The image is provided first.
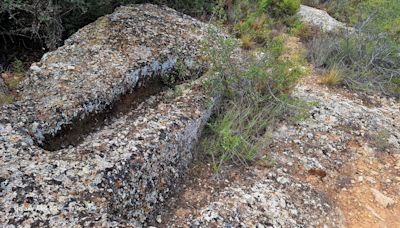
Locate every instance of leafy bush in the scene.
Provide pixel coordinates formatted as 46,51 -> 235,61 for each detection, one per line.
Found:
301,0 -> 326,8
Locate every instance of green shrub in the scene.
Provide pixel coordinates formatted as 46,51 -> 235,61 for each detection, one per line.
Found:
11,58 -> 24,76
271,0 -> 301,16
226,0 -> 301,50
201,33 -> 307,171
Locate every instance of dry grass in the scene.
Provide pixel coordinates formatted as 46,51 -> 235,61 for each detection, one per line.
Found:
319,66 -> 343,87
240,34 -> 256,50
0,93 -> 14,105
252,14 -> 267,31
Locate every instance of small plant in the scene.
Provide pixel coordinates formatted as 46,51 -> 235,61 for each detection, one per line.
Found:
255,154 -> 276,168
291,100 -> 318,123
290,20 -> 316,41
271,0 -> 301,17
326,0 -> 400,41
11,59 -> 24,75
372,129 -> 390,151
206,114 -> 257,172
1,58 -> 26,91
173,84 -> 183,97
161,59 -> 190,87
0,93 -> 13,105
240,34 -> 256,50
319,65 -> 343,87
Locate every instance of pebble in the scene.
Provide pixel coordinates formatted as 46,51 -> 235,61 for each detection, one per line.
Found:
277,177 -> 290,185
366,177 -> 377,184
156,215 -> 162,223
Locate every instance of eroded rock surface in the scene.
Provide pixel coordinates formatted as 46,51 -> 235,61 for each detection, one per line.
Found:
0,4 -> 219,226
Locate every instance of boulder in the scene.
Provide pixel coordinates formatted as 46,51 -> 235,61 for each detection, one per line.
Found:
297,5 -> 353,34
6,3 -> 214,143
0,4 -> 221,226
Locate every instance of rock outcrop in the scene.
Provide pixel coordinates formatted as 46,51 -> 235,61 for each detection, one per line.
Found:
297,5 -> 353,33
4,3 -> 212,143
0,4 -> 220,226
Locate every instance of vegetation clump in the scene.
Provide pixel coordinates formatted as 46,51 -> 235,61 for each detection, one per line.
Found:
305,0 -> 400,97
201,30 -> 308,171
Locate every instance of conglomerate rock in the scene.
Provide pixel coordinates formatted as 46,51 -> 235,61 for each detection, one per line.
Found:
0,4 -> 220,226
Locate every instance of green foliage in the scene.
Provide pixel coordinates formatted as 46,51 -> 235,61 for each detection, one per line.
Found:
259,0 -> 271,10
2,58 -> 26,91
173,84 -> 183,97
223,0 -> 301,50
11,58 -> 24,75
372,129 -> 390,151
0,93 -> 14,105
202,34 -> 307,171
289,20 -> 316,41
206,114 -> 258,172
271,0 -> 301,17
161,59 -> 190,87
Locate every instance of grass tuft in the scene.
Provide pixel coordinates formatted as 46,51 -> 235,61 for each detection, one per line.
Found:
319,66 -> 343,87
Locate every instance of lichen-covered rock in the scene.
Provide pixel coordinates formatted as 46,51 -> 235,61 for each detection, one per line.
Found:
1,82 -> 214,226
191,174 -> 342,227
297,5 -> 353,33
3,3 -> 215,143
0,4 -> 221,226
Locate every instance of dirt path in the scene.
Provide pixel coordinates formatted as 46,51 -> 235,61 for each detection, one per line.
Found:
157,38 -> 400,227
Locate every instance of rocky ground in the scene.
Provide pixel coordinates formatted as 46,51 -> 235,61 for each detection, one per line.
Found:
160,39 -> 400,228
1,3 -> 399,227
